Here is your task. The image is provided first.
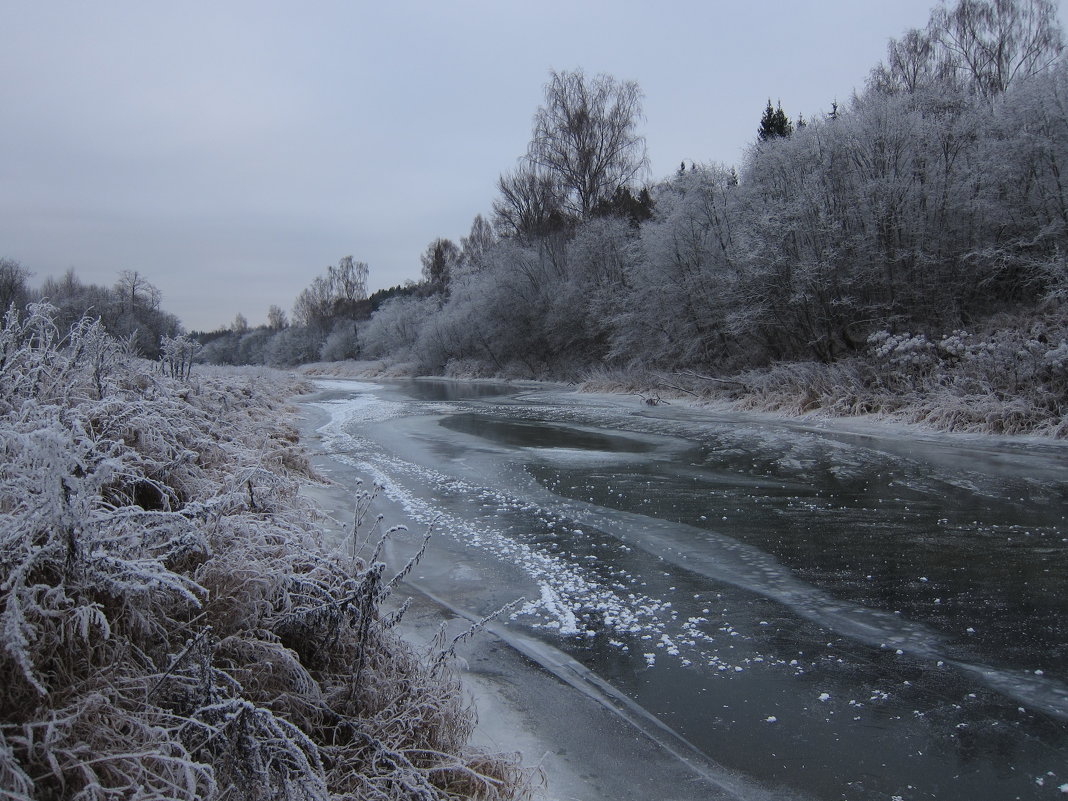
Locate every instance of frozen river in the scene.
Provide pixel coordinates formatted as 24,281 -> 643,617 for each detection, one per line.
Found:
300,378 -> 1068,801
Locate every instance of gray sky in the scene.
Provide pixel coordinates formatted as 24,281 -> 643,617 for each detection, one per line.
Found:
3,0 -> 1038,331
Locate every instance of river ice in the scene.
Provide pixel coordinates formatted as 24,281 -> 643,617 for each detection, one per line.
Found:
302,378 -> 1068,801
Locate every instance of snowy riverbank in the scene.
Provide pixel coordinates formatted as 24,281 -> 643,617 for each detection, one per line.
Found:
0,307 -> 529,801
298,357 -> 1068,444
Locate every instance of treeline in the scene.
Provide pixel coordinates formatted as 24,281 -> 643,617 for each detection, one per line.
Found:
194,255 -> 431,366
0,260 -> 180,359
384,0 -> 1067,375
199,0 -> 1067,404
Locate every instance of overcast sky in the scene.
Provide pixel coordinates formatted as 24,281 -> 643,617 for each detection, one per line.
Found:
5,0 -> 1056,331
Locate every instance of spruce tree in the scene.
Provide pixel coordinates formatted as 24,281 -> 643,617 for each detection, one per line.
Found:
758,99 -> 793,141
758,100 -> 777,141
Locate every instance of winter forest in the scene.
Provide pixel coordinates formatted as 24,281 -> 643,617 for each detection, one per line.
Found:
185,0 -> 1063,436
4,0 -> 1067,435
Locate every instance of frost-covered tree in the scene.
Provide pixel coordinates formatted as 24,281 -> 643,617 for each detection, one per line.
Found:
319,319 -> 361,361
114,269 -> 161,314
360,294 -> 438,361
263,324 -> 325,365
458,214 -> 497,276
266,303 -> 288,330
612,165 -> 744,368
872,0 -> 1064,95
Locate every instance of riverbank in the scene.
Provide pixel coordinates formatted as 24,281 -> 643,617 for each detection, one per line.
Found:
0,306 -> 529,800
297,357 -> 1068,442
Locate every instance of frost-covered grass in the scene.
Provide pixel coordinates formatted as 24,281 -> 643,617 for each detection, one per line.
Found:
299,359 -> 419,379
0,305 -> 529,800
580,309 -> 1068,437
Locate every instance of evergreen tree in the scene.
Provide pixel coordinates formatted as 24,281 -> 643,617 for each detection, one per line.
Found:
758,99 -> 793,141
772,103 -> 793,137
590,185 -> 655,227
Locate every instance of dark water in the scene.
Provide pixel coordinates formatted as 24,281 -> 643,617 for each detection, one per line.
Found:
309,378 -> 1068,801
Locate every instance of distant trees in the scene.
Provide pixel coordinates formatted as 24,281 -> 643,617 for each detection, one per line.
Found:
266,304 -> 288,330
293,256 -> 369,329
193,256 -> 373,367
0,258 -> 31,313
190,0 -> 1068,394
0,265 -> 183,359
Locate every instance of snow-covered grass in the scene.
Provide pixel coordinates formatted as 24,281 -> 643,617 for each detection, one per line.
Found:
580,310 -> 1068,438
299,359 -> 419,379
0,305 -> 529,800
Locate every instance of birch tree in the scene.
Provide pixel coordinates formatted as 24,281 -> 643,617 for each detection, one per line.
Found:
527,69 -> 648,217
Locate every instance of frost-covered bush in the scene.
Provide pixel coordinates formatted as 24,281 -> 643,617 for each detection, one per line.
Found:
867,330 -> 939,378
160,332 -> 201,380
318,320 -> 361,362
749,316 -> 1068,434
731,360 -> 874,415
0,305 -> 529,800
361,295 -> 438,362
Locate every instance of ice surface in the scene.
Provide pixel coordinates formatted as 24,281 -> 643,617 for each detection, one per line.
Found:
301,378 -> 1068,801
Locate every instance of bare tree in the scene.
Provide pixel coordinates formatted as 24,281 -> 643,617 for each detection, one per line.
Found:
420,238 -> 460,293
293,256 -> 369,329
871,27 -> 944,93
458,214 -> 497,276
493,165 -> 568,238
114,270 -> 161,314
329,255 -> 368,305
872,0 -> 1063,96
266,304 -> 288,330
932,0 -> 1064,95
292,275 -> 333,329
527,69 -> 648,217
0,258 -> 30,312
